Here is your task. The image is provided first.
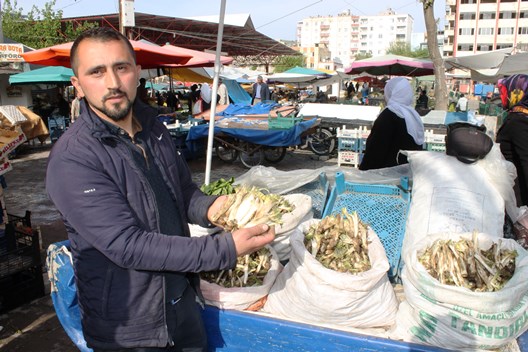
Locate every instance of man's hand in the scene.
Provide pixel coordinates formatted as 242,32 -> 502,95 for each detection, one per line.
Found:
207,195 -> 227,225
231,224 -> 275,256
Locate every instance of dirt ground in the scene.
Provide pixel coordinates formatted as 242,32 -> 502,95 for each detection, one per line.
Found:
0,141 -> 336,352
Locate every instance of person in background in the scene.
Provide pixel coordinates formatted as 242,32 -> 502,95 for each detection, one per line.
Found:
200,82 -> 212,111
57,93 -> 70,117
70,91 -> 82,123
361,82 -> 369,104
359,77 -> 424,170
456,93 -> 469,112
251,75 -> 270,104
46,27 -> 274,351
346,81 -> 355,99
189,84 -> 201,112
217,78 -> 229,105
415,89 -> 429,110
136,77 -> 149,104
496,74 -> 528,207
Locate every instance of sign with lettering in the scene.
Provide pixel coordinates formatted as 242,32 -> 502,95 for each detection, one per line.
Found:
0,44 -> 24,62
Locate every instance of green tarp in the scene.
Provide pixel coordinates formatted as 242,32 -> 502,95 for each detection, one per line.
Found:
9,66 -> 73,85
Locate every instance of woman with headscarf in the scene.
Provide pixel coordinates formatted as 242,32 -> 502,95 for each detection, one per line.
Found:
200,82 -> 212,111
359,77 -> 425,170
496,74 -> 528,206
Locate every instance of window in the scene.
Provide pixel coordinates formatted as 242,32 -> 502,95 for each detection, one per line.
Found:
478,28 -> 494,35
496,43 -> 513,49
520,11 -> 528,18
480,0 -> 497,3
519,27 -> 528,35
499,27 -> 514,35
479,12 -> 496,20
460,12 -> 476,20
499,12 -> 516,19
477,44 -> 493,51
459,28 -> 475,35
458,44 -> 474,51
460,0 -> 477,3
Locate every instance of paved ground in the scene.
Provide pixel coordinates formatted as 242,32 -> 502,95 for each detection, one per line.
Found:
0,141 -> 337,352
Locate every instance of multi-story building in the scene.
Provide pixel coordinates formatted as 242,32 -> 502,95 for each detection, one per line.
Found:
444,0 -> 528,57
296,9 -> 414,69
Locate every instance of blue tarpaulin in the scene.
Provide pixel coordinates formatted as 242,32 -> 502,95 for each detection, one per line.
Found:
223,79 -> 252,105
186,118 -> 318,147
217,102 -> 279,116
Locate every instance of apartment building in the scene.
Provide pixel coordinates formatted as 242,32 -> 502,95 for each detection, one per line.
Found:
444,0 -> 528,57
296,9 -> 414,69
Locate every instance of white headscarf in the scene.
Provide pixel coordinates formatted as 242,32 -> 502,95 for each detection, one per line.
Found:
200,83 -> 212,104
384,77 -> 424,145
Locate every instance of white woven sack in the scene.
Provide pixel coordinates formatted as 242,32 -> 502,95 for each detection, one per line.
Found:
274,194 -> 313,235
272,209 -> 314,263
402,150 -> 504,260
263,219 -> 398,328
200,245 -> 281,310
392,232 -> 528,351
188,223 -> 222,237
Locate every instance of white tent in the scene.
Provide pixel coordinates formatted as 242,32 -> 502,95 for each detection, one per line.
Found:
444,48 -> 528,82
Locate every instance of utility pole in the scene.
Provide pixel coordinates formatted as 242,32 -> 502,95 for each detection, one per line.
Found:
119,0 -> 135,38
0,2 -> 4,43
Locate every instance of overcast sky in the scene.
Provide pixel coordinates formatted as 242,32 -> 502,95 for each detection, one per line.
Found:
12,0 -> 446,40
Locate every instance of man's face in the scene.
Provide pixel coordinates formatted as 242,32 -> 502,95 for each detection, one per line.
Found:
71,39 -> 141,122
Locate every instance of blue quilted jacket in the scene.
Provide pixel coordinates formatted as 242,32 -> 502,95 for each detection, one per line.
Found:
46,100 -> 237,349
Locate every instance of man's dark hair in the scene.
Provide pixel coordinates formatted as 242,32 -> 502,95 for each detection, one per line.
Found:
70,27 -> 136,75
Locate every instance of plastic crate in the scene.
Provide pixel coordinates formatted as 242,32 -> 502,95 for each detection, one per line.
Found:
322,172 -> 411,282
285,172 -> 329,219
425,142 -> 446,152
48,115 -> 67,143
268,114 -> 304,130
0,265 -> 45,313
337,137 -> 358,151
338,150 -> 362,167
0,218 -> 44,313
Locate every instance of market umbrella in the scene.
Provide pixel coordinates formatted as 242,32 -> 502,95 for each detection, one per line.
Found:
21,40 -> 193,69
9,66 -> 73,85
162,44 -> 233,68
345,55 -> 434,77
284,66 -> 330,78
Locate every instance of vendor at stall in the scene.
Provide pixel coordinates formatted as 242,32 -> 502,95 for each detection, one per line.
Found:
359,77 -> 424,170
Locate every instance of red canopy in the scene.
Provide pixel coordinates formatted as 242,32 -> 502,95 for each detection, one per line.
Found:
21,40 -> 192,69
162,44 -> 233,68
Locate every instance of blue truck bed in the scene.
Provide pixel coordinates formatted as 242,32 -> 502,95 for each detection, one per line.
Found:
46,240 -> 528,352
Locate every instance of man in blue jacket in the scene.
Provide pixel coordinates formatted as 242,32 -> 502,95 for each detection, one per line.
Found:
46,27 -> 275,351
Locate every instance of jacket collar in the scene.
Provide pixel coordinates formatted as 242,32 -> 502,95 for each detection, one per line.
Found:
79,99 -> 157,140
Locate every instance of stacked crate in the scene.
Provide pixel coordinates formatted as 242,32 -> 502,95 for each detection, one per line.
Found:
423,129 -> 446,152
336,126 -> 370,167
0,211 -> 45,313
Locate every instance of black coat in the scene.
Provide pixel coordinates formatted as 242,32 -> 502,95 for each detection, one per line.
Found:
359,108 -> 423,170
497,112 -> 528,206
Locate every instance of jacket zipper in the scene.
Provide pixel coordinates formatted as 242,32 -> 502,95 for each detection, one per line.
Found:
113,136 -> 173,346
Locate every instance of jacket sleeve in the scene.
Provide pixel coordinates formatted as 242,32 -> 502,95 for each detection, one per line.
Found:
46,146 -> 237,273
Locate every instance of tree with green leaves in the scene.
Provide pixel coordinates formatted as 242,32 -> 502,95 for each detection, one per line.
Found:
386,41 -> 429,59
420,0 -> 447,110
2,0 -> 97,49
355,51 -> 372,61
271,55 -> 305,73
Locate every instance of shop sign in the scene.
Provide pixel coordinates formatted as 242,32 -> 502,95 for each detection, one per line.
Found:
0,44 -> 24,62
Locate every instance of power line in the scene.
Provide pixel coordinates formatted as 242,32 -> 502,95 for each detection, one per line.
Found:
256,0 -> 324,29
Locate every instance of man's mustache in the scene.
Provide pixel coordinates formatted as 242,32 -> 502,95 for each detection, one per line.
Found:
103,89 -> 128,102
